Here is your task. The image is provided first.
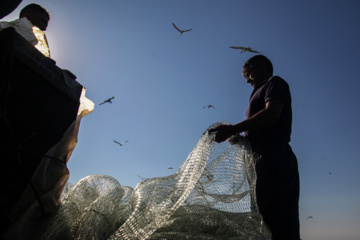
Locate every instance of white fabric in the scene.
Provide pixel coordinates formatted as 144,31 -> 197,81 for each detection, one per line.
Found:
0,17 -> 50,57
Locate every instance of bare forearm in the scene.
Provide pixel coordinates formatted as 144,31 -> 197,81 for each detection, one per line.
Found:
233,100 -> 283,133
209,100 -> 283,143
233,108 -> 279,133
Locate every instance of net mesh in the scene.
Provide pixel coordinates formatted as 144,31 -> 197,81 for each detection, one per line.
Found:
36,122 -> 271,240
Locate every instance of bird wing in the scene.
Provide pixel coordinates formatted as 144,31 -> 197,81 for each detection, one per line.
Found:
183,29 -> 192,32
230,46 -> 246,50
114,140 -> 120,144
249,49 -> 259,53
172,22 -> 181,32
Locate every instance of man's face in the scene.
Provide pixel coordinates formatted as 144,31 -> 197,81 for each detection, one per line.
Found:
242,64 -> 263,88
26,9 -> 49,31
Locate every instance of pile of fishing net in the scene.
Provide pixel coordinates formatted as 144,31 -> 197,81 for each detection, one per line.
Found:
37,122 -> 271,240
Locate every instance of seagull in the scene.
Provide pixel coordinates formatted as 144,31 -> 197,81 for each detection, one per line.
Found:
202,105 -> 216,109
99,96 -> 115,105
229,46 -> 260,53
113,140 -> 129,146
172,22 -> 192,35
168,167 -> 173,169
306,216 -> 313,220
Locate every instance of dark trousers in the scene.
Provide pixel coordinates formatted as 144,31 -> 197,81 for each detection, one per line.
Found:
252,143 -> 300,240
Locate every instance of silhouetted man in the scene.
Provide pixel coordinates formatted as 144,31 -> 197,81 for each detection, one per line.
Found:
0,3 -> 51,57
210,55 -> 300,240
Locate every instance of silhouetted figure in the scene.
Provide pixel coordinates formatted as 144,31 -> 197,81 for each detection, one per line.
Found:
99,97 -> 115,105
0,3 -> 77,79
19,3 -> 50,31
0,3 -> 50,57
230,46 -> 260,53
172,22 -> 192,35
209,55 -> 300,240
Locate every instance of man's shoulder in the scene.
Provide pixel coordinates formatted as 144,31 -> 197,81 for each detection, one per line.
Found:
269,75 -> 287,83
267,76 -> 289,88
262,75 -> 291,101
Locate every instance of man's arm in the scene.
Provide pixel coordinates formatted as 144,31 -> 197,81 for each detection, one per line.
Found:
210,99 -> 283,143
233,99 -> 283,133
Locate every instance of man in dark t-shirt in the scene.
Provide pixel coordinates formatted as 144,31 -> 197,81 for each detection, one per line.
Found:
245,75 -> 292,145
209,55 -> 300,240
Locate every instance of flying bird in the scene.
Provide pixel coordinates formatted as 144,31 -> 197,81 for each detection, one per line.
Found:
168,167 -> 173,169
230,46 -> 260,53
99,96 -> 115,105
306,216 -> 313,220
172,22 -> 192,35
202,105 -> 216,109
113,140 -> 129,146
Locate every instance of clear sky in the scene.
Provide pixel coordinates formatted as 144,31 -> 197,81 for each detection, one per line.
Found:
3,1 -> 360,239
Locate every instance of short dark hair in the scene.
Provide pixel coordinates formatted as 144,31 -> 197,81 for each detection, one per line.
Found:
244,55 -> 273,75
19,3 -> 50,19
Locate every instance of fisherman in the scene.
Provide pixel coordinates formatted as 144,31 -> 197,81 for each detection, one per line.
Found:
209,55 -> 300,240
0,3 -> 50,57
0,3 -> 76,78
19,3 -> 50,32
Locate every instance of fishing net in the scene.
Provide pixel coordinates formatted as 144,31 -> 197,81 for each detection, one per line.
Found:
36,122 -> 271,240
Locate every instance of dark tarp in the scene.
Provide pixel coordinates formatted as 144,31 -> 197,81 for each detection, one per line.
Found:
0,27 -> 83,236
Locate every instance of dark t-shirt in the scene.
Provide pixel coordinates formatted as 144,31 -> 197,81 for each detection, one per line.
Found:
244,76 -> 292,146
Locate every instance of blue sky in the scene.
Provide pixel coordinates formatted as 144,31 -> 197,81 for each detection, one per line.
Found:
3,1 -> 360,239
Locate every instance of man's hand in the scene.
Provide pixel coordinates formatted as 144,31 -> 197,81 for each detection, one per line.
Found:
209,124 -> 236,143
228,134 -> 245,145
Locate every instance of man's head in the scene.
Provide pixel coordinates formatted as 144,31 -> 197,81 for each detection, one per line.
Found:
19,3 -> 50,31
242,55 -> 273,88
